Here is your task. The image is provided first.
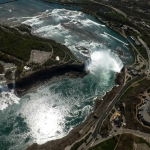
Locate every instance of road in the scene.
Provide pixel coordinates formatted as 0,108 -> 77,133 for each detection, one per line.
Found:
138,36 -> 150,70
92,76 -> 140,138
91,128 -> 150,148
76,127 -> 150,150
90,0 -> 127,18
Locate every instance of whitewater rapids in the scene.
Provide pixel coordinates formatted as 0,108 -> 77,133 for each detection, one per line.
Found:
0,1 -> 134,149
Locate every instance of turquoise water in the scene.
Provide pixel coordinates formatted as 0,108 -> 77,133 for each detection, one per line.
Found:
0,0 -> 134,149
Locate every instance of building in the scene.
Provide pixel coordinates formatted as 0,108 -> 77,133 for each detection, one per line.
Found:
56,56 -> 60,61
24,66 -> 31,71
138,99 -> 150,127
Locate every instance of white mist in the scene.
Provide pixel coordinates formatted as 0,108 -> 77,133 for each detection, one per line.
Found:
87,51 -> 123,74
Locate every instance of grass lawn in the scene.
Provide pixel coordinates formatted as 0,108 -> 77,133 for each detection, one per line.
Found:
136,45 -> 148,60
89,133 -> 150,150
89,136 -> 118,150
71,133 -> 91,150
120,79 -> 150,133
116,134 -> 150,150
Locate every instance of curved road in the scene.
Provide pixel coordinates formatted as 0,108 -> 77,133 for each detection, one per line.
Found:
92,76 -> 141,138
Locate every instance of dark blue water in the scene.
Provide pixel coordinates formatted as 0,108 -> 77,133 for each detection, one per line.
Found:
0,0 -> 11,3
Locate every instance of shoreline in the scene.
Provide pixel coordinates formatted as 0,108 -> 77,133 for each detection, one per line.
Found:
0,1 -> 133,149
26,73 -> 123,150
15,63 -> 87,97
24,1 -> 131,150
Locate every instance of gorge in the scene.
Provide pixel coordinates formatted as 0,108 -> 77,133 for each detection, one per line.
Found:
0,0 -> 134,149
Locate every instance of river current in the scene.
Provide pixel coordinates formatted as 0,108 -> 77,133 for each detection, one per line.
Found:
0,0 -> 133,149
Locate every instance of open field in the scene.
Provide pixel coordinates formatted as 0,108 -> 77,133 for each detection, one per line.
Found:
71,133 -> 91,150
117,79 -> 150,133
89,135 -> 118,150
29,50 -> 51,64
89,133 -> 150,150
116,134 -> 150,150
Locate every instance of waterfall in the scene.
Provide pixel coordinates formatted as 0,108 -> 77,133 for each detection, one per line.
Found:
0,83 -> 20,110
84,57 -> 92,70
87,51 -> 123,74
109,51 -> 123,71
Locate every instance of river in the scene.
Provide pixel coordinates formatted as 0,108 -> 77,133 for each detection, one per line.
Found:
0,0 -> 134,149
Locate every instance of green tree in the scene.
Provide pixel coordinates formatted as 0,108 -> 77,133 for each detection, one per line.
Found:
5,69 -> 12,80
0,64 -> 4,73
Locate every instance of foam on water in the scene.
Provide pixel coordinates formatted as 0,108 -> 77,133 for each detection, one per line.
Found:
87,51 -> 123,74
23,18 -> 44,26
16,80 -> 93,145
20,91 -> 66,144
0,85 -> 20,111
0,1 -> 134,149
82,19 -> 101,27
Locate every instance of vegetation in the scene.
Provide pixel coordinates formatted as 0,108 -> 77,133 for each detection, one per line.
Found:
120,86 -> 133,100
0,64 -> 4,73
0,25 -> 80,78
64,54 -> 71,62
89,134 -> 150,150
116,134 -> 150,150
142,34 -> 150,48
15,65 -> 24,78
136,45 -> 148,60
100,113 -> 112,136
119,79 -> 150,133
0,27 -> 51,62
147,88 -> 150,93
5,69 -> 12,80
0,25 -> 79,63
111,109 -> 115,114
16,24 -> 31,33
89,135 -> 118,150
44,58 -> 59,66
98,11 -> 128,25
124,29 -> 148,61
71,133 -> 91,150
141,65 -> 146,70
125,29 -> 139,37
0,52 -> 21,66
126,77 -> 132,82
109,0 -> 150,23
0,29 -> 52,62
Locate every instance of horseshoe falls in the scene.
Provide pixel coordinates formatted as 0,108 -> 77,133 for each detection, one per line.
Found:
0,0 -> 134,149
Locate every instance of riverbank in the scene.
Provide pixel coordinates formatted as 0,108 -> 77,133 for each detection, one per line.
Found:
15,63 -> 88,97
26,71 -> 124,150
24,1 -> 129,150
42,1 -> 122,35
0,1 -> 143,150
